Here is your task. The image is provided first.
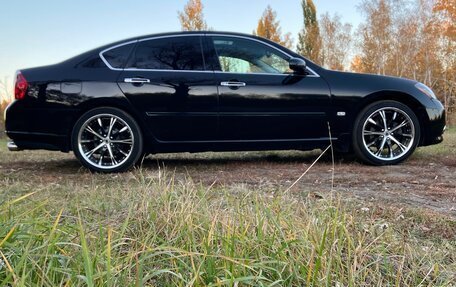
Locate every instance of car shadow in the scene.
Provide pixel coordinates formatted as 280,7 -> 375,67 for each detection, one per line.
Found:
138,150 -> 359,169
10,150 -> 359,175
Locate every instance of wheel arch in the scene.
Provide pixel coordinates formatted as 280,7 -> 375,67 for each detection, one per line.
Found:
70,98 -> 153,152
355,91 -> 428,145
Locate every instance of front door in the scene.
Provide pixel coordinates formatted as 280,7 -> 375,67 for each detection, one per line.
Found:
208,35 -> 331,141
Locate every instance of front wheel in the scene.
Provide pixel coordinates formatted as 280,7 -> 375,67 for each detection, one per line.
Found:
353,100 -> 420,165
72,107 -> 143,173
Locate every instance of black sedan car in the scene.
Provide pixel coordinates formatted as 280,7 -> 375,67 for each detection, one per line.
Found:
5,31 -> 445,172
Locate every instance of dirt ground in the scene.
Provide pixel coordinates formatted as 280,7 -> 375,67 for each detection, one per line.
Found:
1,137 -> 455,218
148,150 -> 456,217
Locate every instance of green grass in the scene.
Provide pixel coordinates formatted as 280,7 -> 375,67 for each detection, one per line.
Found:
0,130 -> 455,286
413,127 -> 456,159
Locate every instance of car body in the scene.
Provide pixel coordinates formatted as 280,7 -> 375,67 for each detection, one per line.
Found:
5,31 -> 446,172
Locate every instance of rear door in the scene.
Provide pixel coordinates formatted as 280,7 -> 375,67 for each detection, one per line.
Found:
207,35 -> 331,141
116,35 -> 219,142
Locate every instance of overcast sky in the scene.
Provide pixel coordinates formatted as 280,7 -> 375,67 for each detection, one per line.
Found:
0,0 -> 362,97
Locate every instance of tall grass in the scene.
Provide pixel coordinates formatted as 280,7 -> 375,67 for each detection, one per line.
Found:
1,169 -> 454,286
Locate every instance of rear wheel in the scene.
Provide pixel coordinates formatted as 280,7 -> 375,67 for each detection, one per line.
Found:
72,107 -> 143,172
353,100 -> 420,165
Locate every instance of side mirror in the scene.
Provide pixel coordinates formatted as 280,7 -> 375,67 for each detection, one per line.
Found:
289,57 -> 307,74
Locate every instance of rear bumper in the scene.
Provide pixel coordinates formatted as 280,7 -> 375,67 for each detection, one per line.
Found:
5,100 -> 75,152
5,131 -> 69,152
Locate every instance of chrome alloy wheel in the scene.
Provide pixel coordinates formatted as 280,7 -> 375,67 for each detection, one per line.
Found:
362,107 -> 415,161
77,114 -> 134,170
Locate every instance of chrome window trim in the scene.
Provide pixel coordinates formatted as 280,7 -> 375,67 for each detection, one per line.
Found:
213,71 -> 318,77
138,33 -> 205,42
305,67 -> 320,77
123,68 -> 213,73
99,40 -> 138,71
99,33 -> 320,77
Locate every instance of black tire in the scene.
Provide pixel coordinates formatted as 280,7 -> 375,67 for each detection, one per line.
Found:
352,100 -> 420,165
71,107 -> 143,173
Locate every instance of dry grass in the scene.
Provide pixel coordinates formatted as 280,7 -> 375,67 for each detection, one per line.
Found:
1,170 -> 455,286
0,100 -> 9,133
0,130 -> 455,286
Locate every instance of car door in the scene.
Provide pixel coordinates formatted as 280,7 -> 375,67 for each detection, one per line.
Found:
207,35 -> 331,141
117,35 -> 218,142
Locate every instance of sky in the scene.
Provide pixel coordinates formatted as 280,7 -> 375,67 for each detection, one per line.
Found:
0,0 -> 363,99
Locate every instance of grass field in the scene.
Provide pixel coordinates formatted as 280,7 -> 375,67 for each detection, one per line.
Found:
0,130 -> 455,286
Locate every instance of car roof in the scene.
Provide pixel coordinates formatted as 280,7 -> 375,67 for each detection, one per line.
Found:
114,31 -> 281,48
63,31 -> 278,66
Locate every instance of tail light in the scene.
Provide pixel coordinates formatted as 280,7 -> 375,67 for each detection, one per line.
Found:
14,71 -> 28,100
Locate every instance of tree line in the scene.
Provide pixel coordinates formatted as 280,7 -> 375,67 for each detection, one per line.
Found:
178,0 -> 455,123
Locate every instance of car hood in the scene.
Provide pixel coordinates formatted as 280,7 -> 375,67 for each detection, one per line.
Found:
325,69 -> 417,86
321,69 -> 420,97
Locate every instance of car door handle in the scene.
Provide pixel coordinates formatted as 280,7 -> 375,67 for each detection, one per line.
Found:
124,78 -> 150,84
220,81 -> 246,87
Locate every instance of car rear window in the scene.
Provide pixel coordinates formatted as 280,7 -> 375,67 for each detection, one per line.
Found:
127,36 -> 205,71
102,43 -> 136,69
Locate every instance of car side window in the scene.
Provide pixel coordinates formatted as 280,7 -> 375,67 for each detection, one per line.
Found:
102,43 -> 136,69
127,36 -> 205,71
212,36 -> 291,74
